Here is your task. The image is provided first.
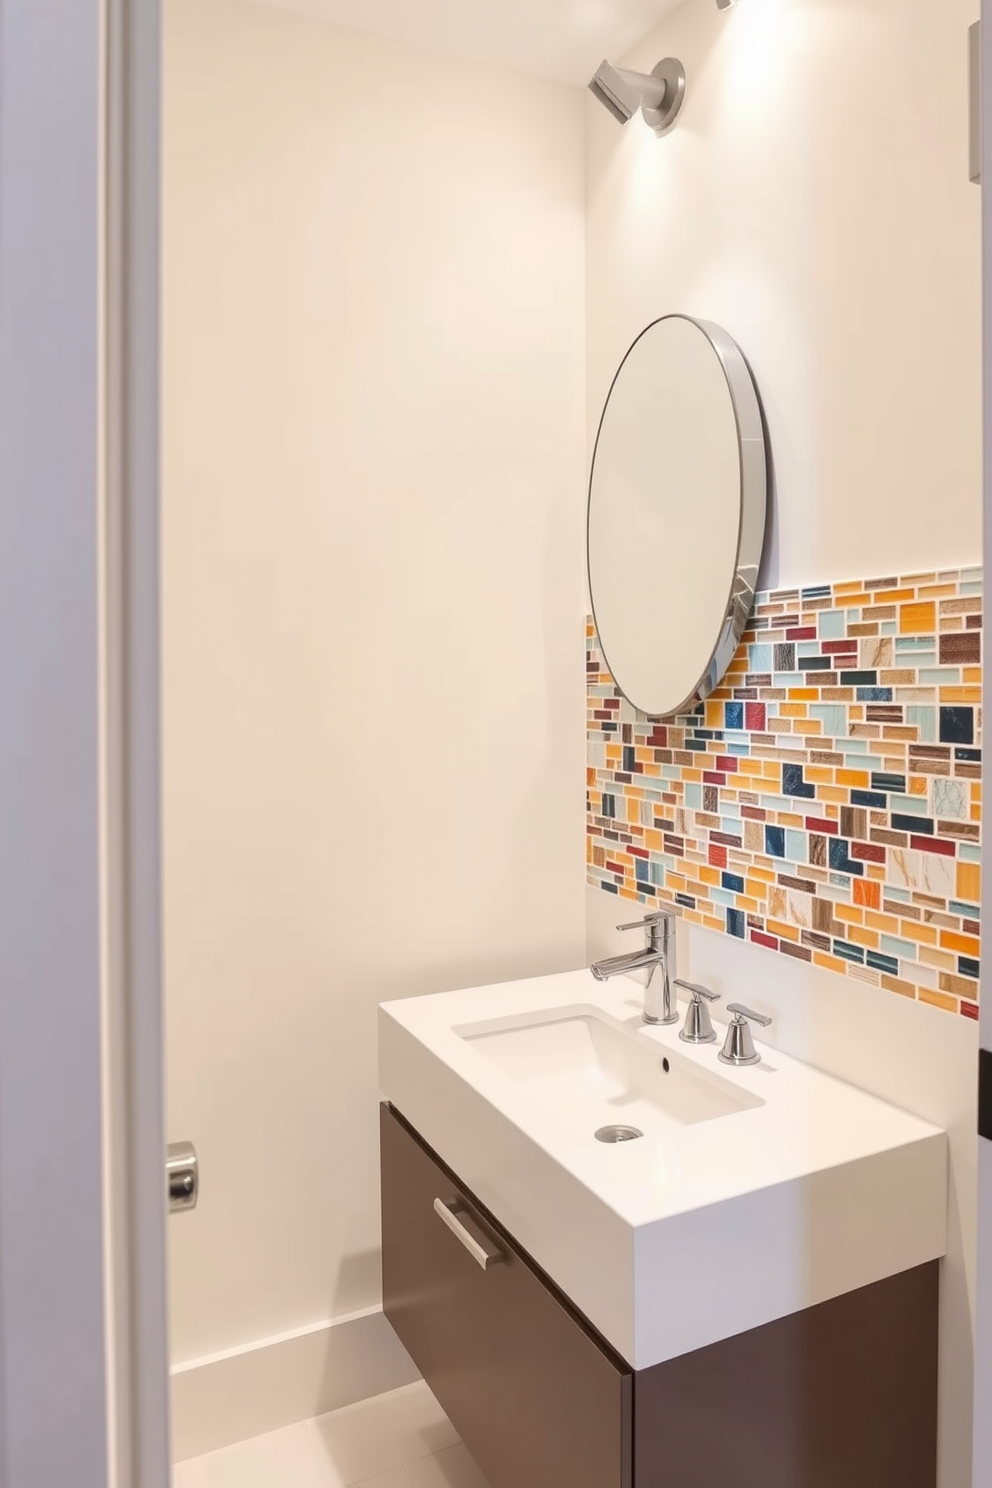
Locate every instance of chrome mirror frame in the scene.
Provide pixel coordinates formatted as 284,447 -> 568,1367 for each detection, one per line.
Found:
587,314 -> 768,719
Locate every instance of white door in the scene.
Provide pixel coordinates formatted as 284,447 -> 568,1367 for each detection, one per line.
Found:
0,2 -> 169,1486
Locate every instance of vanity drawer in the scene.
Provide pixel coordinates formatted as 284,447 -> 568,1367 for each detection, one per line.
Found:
380,1103 -> 632,1488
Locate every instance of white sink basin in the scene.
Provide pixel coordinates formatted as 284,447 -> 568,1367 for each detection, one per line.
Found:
458,1007 -> 762,1138
379,970 -> 947,1370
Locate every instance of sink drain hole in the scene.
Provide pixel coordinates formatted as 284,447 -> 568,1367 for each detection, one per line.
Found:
595,1125 -> 644,1144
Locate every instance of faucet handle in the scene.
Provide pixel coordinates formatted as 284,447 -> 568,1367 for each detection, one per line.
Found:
676,980 -> 720,1044
675,980 -> 720,1002
720,1004 -> 772,1067
616,911 -> 675,933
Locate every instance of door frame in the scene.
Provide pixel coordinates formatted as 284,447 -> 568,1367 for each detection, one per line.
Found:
0,1 -> 168,1485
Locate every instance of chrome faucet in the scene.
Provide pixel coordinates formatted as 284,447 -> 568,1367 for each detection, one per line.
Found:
590,911 -> 679,1025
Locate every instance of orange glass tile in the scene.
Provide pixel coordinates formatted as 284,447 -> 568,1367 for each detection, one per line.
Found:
881,976 -> 917,1000
767,919 -> 800,943
705,702 -> 723,727
681,768 -> 703,783
644,831 -> 664,851
919,989 -> 958,1014
939,687 -> 981,704
818,786 -> 850,804
848,926 -> 880,951
918,584 -> 956,598
866,864 -> 887,881
697,865 -> 720,886
972,805 -> 982,823
899,601 -> 936,634
749,867 -> 777,884
805,766 -> 834,784
739,897 -> 760,914
702,915 -> 724,933
787,690 -> 818,703
908,776 -> 928,796
836,769 -> 870,788
865,910 -> 901,934
899,921 -> 938,946
739,759 -> 764,776
778,813 -> 804,829
940,930 -> 981,956
814,952 -> 848,974
849,706 -> 865,722
964,667 -> 982,684
780,703 -> 808,718
804,720 -> 824,734
958,862 -> 981,903
619,888 -> 641,903
853,879 -> 881,910
835,904 -> 864,926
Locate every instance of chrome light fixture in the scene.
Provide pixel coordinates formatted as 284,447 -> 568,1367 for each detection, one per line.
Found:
588,57 -> 686,136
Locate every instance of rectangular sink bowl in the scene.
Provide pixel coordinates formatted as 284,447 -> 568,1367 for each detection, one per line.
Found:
457,1007 -> 762,1140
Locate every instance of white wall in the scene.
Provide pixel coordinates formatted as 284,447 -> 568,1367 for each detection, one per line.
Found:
586,4 -> 981,1485
162,0 -> 587,1367
586,0 -> 982,590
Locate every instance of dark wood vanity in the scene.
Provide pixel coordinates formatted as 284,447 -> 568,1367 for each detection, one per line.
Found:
381,1102 -> 939,1488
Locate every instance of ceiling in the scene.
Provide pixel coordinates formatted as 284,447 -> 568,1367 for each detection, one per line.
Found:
247,0 -> 686,86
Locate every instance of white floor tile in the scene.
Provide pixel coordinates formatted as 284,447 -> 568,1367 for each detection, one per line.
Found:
180,1420 -> 332,1488
405,1444 -> 491,1488
307,1382 -> 459,1487
348,1469 -> 415,1488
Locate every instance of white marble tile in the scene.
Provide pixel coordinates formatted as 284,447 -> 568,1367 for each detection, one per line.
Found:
405,1444 -> 491,1488
307,1383 -> 459,1487
181,1422 -> 330,1488
349,1470 -> 415,1488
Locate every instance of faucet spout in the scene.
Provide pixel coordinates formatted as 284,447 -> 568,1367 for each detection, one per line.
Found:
589,910 -> 679,1025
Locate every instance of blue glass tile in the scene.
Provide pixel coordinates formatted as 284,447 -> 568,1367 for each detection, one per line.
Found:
951,901 -> 980,920
881,622 -> 897,635
940,707 -> 974,745
896,636 -> 938,652
601,881 -> 619,896
856,687 -> 893,702
867,951 -> 900,976
959,956 -> 980,980
884,887 -> 911,904
748,644 -> 773,672
727,908 -> 746,940
962,567 -> 982,583
783,764 -> 815,799
960,844 -> 982,862
765,826 -> 786,858
889,794 -> 929,816
882,935 -> 917,959
956,747 -> 982,762
802,585 -> 833,599
774,673 -> 806,688
635,859 -> 650,883
893,814 -> 934,834
675,893 -> 696,909
906,706 -> 938,742
961,581 -> 983,595
811,704 -> 848,738
802,657 -> 833,672
623,746 -> 636,771
683,784 -> 703,811
725,743 -> 751,756
683,739 -> 708,752
724,702 -> 744,730
842,738 -> 872,755
722,872 -> 745,894
650,862 -> 665,887
602,795 -> 616,818
829,872 -> 851,889
786,830 -> 808,863
919,668 -> 962,685
798,641 -> 824,656
828,838 -> 864,875
840,671 -> 879,686
833,939 -> 866,965
818,611 -> 847,639
851,790 -> 887,808
710,887 -> 738,908
871,772 -> 906,793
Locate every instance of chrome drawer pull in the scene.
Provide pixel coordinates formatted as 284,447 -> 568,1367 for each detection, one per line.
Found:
433,1197 -> 504,1271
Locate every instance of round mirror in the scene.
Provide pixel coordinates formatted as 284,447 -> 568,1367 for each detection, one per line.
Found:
587,316 -> 767,718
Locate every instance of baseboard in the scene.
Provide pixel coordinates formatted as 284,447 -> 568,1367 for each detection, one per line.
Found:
170,1304 -> 421,1462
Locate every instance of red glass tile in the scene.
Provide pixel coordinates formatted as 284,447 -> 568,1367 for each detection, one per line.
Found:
744,703 -> 766,730
605,861 -> 626,875
850,842 -> 886,863
716,755 -> 740,773
962,1002 -> 980,1021
647,728 -> 668,745
703,771 -> 727,786
786,627 -> 817,640
822,640 -> 858,654
629,847 -> 649,859
751,931 -> 779,950
709,844 -> 728,869
911,835 -> 956,856
805,816 -> 839,835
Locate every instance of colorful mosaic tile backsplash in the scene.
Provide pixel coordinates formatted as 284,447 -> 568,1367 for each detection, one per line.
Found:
587,568 -> 983,1019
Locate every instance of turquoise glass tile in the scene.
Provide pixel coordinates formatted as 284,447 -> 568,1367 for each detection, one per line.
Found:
961,581 -> 983,595
725,742 -> 750,756
830,872 -> 851,888
818,610 -> 847,639
786,830 -> 808,862
884,886 -> 911,903
906,706 -> 937,742
811,704 -> 847,737
882,935 -> 917,959
919,668 -> 961,685
889,794 -> 929,815
684,783 -> 702,810
960,843 -> 982,863
798,641 -> 823,656
748,644 -> 773,671
881,621 -> 897,635
896,636 -> 937,652
951,900 -> 981,919
962,567 -> 982,583
774,673 -> 806,688
710,887 -> 738,908
650,862 -> 666,887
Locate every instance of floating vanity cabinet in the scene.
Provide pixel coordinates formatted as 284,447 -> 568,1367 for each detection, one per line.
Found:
381,1103 -> 940,1488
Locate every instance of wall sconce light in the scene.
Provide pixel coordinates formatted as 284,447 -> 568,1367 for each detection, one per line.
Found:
587,58 -> 686,136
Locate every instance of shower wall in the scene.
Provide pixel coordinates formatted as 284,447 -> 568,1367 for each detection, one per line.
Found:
162,0 -> 586,1446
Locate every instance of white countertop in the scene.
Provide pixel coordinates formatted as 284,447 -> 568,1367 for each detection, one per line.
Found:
380,969 -> 948,1369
